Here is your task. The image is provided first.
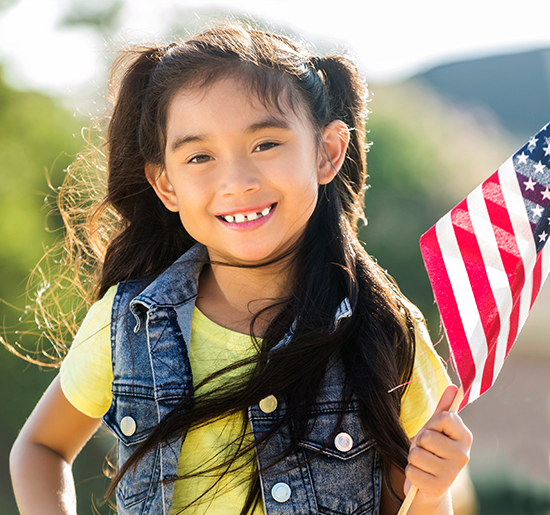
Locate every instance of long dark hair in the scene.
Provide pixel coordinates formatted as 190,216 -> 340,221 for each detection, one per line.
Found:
96,22 -> 415,512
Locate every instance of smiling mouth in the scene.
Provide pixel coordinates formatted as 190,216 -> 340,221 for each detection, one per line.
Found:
219,204 -> 275,224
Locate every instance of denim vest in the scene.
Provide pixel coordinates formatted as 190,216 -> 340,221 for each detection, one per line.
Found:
103,244 -> 382,515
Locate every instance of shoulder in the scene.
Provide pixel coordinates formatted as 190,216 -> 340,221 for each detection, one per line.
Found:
59,285 -> 118,418
68,285 -> 118,352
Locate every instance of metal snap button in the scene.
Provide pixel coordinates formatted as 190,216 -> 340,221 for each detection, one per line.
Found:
271,482 -> 291,502
334,432 -> 353,452
259,395 -> 278,413
120,416 -> 137,437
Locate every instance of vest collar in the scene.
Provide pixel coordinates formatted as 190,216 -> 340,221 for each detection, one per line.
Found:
129,243 -> 353,338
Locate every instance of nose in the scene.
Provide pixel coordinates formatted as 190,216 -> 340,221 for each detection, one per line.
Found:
219,157 -> 261,197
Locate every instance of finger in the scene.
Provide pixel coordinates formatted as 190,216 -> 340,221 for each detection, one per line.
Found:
409,385 -> 459,448
415,429 -> 462,459
405,463 -> 450,500
408,444 -> 446,475
408,441 -> 465,480
423,411 -> 473,444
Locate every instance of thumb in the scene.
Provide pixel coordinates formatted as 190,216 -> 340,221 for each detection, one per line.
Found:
410,384 -> 460,449
432,384 -> 459,417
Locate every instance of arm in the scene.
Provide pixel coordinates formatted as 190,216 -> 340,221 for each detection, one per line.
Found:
10,375 -> 102,515
380,385 -> 473,515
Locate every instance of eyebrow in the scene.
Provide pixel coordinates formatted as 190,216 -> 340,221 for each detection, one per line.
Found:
246,116 -> 291,134
170,134 -> 207,153
169,116 -> 291,153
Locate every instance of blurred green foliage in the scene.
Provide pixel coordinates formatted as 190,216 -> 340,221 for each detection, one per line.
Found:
362,99 -> 450,319
60,0 -> 124,35
473,466 -> 550,515
0,67 -> 114,514
0,0 -> 16,11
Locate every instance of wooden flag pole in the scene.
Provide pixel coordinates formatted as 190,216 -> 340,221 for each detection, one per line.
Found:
397,386 -> 464,515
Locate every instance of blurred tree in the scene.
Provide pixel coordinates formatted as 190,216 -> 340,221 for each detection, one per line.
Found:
0,69 -> 78,299
0,0 -> 17,12
59,0 -> 124,35
363,79 -> 514,336
0,65 -> 114,514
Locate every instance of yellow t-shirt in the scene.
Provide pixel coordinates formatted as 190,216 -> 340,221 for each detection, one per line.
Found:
60,287 -> 450,514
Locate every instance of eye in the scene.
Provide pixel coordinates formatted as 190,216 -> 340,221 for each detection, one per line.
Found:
254,141 -> 278,152
188,154 -> 212,164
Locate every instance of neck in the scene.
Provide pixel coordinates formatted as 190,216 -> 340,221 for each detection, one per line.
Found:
196,256 -> 294,334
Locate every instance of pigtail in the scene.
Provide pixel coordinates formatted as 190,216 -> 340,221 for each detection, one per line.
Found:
97,47 -> 195,299
313,54 -> 368,231
312,53 -> 416,497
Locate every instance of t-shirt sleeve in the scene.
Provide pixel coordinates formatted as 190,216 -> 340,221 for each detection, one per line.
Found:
399,304 -> 452,439
59,286 -> 117,419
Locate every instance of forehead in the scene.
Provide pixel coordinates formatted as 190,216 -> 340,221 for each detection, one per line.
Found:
165,75 -> 313,133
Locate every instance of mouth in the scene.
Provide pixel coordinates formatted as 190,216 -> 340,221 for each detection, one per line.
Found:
218,203 -> 276,224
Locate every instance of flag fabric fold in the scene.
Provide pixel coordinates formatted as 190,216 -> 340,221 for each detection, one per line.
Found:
420,122 -> 550,410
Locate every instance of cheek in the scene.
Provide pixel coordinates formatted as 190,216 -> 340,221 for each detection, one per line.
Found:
290,182 -> 319,226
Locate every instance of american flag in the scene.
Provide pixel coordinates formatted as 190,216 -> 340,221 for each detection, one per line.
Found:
420,123 -> 550,410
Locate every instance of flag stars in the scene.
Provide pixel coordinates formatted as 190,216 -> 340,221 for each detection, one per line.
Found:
539,231 -> 548,243
542,188 -> 550,201
528,136 -> 539,150
524,177 -> 537,191
532,205 -> 544,218
533,161 -> 546,174
516,152 -> 529,164
544,144 -> 550,157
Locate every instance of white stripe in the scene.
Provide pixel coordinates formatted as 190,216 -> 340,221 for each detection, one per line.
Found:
540,240 -> 550,289
498,158 -> 538,338
436,215 -> 486,402
466,185 -> 512,382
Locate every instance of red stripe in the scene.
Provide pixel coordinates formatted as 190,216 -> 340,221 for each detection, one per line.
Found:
481,173 -> 526,356
506,303 -> 521,357
420,225 -> 475,410
450,199 -> 500,395
531,251 -> 543,308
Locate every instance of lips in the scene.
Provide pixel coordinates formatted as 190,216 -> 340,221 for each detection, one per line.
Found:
219,204 -> 274,224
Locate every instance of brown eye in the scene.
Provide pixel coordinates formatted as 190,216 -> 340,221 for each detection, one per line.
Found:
254,142 -> 278,152
189,154 -> 212,164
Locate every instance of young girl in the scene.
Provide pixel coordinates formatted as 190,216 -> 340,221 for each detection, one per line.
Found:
10,22 -> 472,515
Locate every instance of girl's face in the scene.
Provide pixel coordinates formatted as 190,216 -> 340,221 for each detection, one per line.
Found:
148,77 -> 347,265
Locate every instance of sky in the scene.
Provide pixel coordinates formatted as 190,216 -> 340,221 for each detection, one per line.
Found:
1,0 -> 550,96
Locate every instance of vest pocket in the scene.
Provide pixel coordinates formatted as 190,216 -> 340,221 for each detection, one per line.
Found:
103,390 -> 164,510
104,385 -> 159,444
296,405 -> 380,515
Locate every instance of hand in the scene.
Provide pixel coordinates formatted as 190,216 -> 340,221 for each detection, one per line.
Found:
404,385 -> 473,508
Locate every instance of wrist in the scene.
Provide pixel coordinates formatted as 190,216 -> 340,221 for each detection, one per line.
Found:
410,491 -> 452,515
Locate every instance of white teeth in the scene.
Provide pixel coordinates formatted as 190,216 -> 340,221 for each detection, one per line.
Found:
221,205 -> 273,223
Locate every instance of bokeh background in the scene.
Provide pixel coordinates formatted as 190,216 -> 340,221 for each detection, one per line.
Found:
1,1 -> 550,513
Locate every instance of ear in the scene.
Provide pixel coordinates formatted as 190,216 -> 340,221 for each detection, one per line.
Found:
145,163 -> 179,212
317,120 -> 350,185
